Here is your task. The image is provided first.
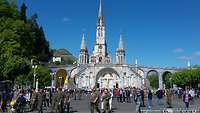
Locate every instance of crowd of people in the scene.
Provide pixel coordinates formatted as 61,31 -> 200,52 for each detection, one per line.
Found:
0,86 -> 199,113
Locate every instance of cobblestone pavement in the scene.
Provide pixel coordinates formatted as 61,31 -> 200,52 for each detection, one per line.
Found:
26,95 -> 200,113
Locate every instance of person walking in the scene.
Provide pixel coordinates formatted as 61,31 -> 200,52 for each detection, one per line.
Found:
135,89 -> 142,113
37,89 -> 44,113
50,90 -> 56,113
183,90 -> 192,110
140,89 -> 145,107
55,88 -> 64,113
64,90 -> 71,113
166,89 -> 172,108
156,88 -> 163,105
29,88 -> 37,112
15,90 -> 27,113
115,88 -> 120,102
102,89 -> 111,113
147,89 -> 153,110
45,90 -> 50,107
109,89 -> 113,111
90,87 -> 101,113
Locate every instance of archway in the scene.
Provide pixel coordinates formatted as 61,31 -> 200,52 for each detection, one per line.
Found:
96,68 -> 120,89
147,70 -> 159,89
56,69 -> 68,88
162,71 -> 172,88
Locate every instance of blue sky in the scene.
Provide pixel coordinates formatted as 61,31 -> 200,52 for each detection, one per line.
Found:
17,0 -> 200,68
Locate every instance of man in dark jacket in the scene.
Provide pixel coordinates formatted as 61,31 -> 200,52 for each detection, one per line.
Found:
15,91 -> 26,113
140,89 -> 145,107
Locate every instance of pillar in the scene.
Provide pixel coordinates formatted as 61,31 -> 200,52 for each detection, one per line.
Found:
159,73 -> 163,89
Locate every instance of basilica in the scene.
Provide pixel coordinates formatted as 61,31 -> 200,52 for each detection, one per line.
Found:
75,0 -> 144,90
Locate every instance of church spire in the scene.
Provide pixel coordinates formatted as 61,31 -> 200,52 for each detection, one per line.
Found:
80,33 -> 87,50
116,34 -> 125,64
79,33 -> 89,64
98,0 -> 102,18
97,0 -> 104,26
118,34 -> 124,50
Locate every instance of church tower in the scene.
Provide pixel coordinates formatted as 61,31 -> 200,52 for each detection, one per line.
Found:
79,34 -> 89,64
116,35 -> 125,64
90,0 -> 111,64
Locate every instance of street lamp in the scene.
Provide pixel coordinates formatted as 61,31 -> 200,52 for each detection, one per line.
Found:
123,72 -> 126,88
76,74 -> 79,89
59,77 -> 62,88
90,72 -> 92,89
169,77 -> 172,89
36,79 -> 39,91
32,65 -> 37,88
50,72 -> 55,91
128,76 -> 131,87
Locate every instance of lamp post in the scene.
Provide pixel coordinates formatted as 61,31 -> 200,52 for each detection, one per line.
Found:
32,65 -> 37,88
50,72 -> 55,91
169,77 -> 172,89
128,76 -> 131,87
89,72 -> 92,89
123,72 -> 126,88
36,79 -> 39,91
76,75 -> 79,89
122,76 -> 125,88
59,77 -> 62,88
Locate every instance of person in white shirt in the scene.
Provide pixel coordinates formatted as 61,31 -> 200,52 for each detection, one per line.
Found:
109,89 -> 113,111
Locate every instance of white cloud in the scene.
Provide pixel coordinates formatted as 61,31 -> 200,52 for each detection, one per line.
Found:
62,17 -> 71,22
173,48 -> 184,53
194,51 -> 200,57
178,56 -> 192,60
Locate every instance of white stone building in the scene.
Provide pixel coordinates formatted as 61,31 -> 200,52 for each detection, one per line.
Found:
75,0 -> 143,89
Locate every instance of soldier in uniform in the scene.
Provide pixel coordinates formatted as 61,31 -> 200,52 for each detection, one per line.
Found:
166,89 -> 172,108
29,88 -> 37,112
102,89 -> 111,113
51,90 -> 56,113
90,87 -> 101,113
55,88 -> 64,113
64,90 -> 71,113
37,89 -> 44,113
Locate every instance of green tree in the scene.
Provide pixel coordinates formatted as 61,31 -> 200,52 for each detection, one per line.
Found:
147,74 -> 159,89
20,3 -> 26,22
168,68 -> 200,88
0,1 -> 52,84
33,65 -> 51,88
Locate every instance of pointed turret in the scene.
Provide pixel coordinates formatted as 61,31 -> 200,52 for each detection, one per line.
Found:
116,34 -> 126,65
118,34 -> 124,50
79,34 -> 89,64
80,34 -> 87,50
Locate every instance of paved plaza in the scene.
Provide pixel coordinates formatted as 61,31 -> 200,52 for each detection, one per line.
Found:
27,95 -> 200,113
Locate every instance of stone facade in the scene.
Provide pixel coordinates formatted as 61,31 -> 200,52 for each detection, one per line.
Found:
76,0 -> 142,89
49,0 -> 179,90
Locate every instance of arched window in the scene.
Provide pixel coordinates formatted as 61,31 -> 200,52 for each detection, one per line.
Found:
99,57 -> 102,63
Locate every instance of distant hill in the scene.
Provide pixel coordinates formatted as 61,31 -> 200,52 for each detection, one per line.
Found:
52,49 -> 77,65
53,49 -> 72,56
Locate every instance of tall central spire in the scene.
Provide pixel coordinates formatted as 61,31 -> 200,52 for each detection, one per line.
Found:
98,0 -> 102,18
97,0 -> 104,26
91,0 -> 110,64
